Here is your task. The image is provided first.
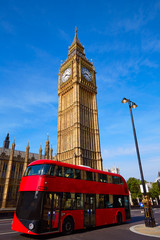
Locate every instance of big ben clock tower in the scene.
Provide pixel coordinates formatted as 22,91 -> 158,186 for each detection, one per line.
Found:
57,28 -> 102,170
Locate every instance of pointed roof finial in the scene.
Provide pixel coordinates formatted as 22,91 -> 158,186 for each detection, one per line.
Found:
26,141 -> 30,151
68,27 -> 85,57
70,26 -> 82,46
75,26 -> 77,34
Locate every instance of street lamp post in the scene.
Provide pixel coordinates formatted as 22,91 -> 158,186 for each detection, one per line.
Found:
122,97 -> 156,227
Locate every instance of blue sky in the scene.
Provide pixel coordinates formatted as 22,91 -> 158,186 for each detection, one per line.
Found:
0,0 -> 160,182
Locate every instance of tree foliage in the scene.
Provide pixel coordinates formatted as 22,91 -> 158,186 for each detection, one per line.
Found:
149,182 -> 160,198
127,177 -> 142,199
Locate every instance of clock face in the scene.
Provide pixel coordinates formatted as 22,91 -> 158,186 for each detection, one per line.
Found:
81,67 -> 92,81
61,68 -> 71,82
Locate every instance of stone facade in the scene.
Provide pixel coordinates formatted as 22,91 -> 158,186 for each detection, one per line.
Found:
0,134 -> 54,209
57,29 -> 102,170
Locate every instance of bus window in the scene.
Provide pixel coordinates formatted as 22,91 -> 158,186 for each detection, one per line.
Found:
92,172 -> 96,181
75,193 -> 83,209
99,174 -> 103,182
113,195 -> 123,208
120,178 -> 123,184
113,176 -> 123,185
103,195 -> 113,208
124,196 -> 130,219
64,168 -> 74,178
41,165 -> 51,175
53,193 -> 59,209
24,165 -> 43,176
55,166 -> 63,177
81,170 -> 85,180
99,194 -> 105,208
109,195 -> 113,208
75,169 -> 81,179
95,173 -> 98,182
49,165 -> 55,176
98,174 -> 108,183
108,175 -> 113,183
83,171 -> 87,180
62,193 -> 75,210
86,171 -> 93,181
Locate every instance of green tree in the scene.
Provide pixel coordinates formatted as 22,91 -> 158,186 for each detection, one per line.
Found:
127,177 -> 142,199
149,182 -> 160,199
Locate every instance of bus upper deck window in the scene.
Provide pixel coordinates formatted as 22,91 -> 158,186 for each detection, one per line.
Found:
41,165 -> 51,175
108,175 -> 113,183
55,166 -> 63,177
113,176 -> 123,184
75,169 -> 81,179
64,168 -> 74,178
24,165 -> 43,176
86,171 -> 93,181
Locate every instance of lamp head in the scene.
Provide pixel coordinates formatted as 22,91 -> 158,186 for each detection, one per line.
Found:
132,103 -> 138,109
121,98 -> 128,104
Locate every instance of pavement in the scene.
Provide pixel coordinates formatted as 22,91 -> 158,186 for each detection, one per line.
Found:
130,224 -> 160,238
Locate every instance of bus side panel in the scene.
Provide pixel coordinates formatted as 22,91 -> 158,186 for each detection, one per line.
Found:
96,209 -> 115,226
60,210 -> 84,231
96,208 -> 126,226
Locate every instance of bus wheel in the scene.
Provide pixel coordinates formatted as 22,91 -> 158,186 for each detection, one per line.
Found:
62,217 -> 74,235
117,212 -> 122,224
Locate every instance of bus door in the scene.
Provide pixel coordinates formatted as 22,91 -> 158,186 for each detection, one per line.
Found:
84,194 -> 96,228
42,192 -> 62,232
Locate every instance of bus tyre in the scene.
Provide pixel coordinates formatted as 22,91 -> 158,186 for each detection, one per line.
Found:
62,217 -> 74,235
117,212 -> 122,225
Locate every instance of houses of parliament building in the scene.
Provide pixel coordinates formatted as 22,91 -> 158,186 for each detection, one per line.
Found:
0,29 -> 103,209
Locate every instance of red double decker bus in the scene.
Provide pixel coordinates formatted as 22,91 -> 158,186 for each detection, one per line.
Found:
12,159 -> 130,235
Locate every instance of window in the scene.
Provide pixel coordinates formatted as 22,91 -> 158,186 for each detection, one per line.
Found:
18,165 -> 23,179
124,196 -> 130,219
61,192 -> 83,210
7,186 -> 13,200
98,194 -> 114,209
11,163 -> 15,179
0,186 -> 4,200
55,166 -> 63,177
64,167 -> 74,178
86,171 -> 93,181
113,195 -> 123,208
99,194 -> 105,208
75,169 -> 81,179
49,165 -> 55,176
75,193 -> 83,209
99,174 -> 108,183
41,164 -> 52,175
24,164 -> 43,176
2,162 -> 7,178
113,176 -> 123,185
62,193 -> 75,210
108,175 -> 113,183
124,196 -> 129,209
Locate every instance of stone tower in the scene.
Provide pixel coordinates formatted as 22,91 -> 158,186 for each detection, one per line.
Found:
57,28 -> 102,170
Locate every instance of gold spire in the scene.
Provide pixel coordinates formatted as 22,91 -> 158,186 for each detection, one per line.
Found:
68,27 -> 85,57
26,141 -> 30,152
12,138 -> 15,150
70,27 -> 82,46
39,145 -> 42,159
45,136 -> 50,159
50,144 -> 53,160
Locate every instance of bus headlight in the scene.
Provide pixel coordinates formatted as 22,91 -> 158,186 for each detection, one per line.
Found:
29,223 -> 34,230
